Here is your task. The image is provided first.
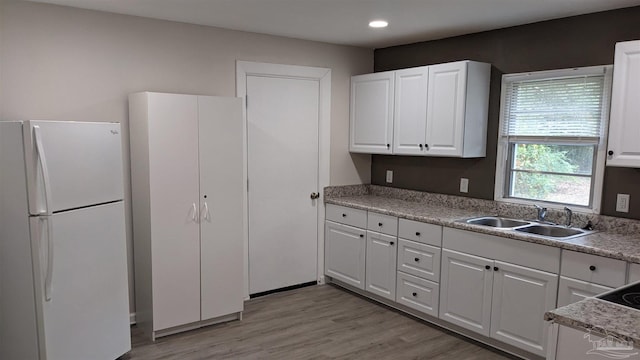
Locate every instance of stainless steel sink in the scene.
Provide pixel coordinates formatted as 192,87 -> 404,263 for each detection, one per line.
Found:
515,224 -> 591,239
465,216 -> 530,229
461,216 -> 594,240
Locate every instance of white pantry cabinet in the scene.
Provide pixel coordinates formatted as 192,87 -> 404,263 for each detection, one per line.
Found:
351,60 -> 491,157
349,71 -> 395,154
129,92 -> 244,340
440,228 -> 560,357
607,40 -> 640,167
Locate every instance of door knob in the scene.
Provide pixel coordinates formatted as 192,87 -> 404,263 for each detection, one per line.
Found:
310,192 -> 320,200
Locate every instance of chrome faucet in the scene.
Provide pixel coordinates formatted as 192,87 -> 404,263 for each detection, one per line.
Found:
534,204 -> 547,222
564,207 -> 573,227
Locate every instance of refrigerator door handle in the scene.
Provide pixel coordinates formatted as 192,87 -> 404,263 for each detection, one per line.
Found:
39,216 -> 54,302
33,125 -> 54,215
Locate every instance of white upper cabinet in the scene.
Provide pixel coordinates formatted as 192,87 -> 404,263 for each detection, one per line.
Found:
350,71 -> 394,154
607,40 -> 640,167
352,61 -> 490,157
393,66 -> 429,155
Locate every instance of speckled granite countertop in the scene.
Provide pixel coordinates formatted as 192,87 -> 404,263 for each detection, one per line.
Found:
325,190 -> 640,264
545,298 -> 640,343
325,184 -> 640,345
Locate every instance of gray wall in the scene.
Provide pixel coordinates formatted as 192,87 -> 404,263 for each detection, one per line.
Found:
0,0 -> 373,313
373,6 -> 640,220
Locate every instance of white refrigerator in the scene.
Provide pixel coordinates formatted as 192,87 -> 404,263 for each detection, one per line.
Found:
0,120 -> 131,360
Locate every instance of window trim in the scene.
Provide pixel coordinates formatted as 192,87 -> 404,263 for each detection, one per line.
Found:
494,65 -> 613,214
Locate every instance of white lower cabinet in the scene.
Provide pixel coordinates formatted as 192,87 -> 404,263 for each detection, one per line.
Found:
490,261 -> 558,356
396,272 -> 439,317
365,231 -> 397,300
440,228 -> 560,357
630,263 -> 640,284
325,220 -> 366,289
439,249 -> 493,336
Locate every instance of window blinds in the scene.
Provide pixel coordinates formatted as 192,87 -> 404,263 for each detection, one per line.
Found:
501,74 -> 607,138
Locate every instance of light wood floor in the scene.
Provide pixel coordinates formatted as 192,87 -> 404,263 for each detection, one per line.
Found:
124,284 -> 515,359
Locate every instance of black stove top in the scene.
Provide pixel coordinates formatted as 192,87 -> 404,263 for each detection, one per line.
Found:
599,282 -> 640,311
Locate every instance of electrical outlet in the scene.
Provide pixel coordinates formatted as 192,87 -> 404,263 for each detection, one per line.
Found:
616,193 -> 630,213
460,178 -> 469,193
386,170 -> 393,183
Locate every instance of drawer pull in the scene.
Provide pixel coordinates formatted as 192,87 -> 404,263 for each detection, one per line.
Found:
412,292 -> 417,297
414,257 -> 420,262
378,222 -> 383,227
589,265 -> 596,271
415,232 -> 421,236
390,241 -> 395,246
494,266 -> 499,271
342,213 -> 347,217
359,234 -> 364,238
485,265 -> 491,270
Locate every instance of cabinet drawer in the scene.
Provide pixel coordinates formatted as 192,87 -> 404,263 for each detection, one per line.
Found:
561,250 -> 626,288
629,263 -> 640,284
398,219 -> 442,246
396,272 -> 439,317
397,239 -> 440,282
557,276 -> 613,308
367,212 -> 398,236
326,204 -> 367,229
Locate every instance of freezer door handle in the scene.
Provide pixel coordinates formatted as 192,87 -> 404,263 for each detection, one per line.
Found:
33,125 -> 53,215
38,217 -> 54,302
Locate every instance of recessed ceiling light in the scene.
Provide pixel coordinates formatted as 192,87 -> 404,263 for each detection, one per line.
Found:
369,20 -> 388,28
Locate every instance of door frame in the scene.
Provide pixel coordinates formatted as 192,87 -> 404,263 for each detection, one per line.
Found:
236,61 -> 331,299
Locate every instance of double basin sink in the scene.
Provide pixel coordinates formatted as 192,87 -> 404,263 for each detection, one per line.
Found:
461,216 -> 594,240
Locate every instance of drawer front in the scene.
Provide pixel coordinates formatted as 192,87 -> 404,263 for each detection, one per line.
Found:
557,276 -> 613,308
397,239 -> 441,282
561,250 -> 626,288
396,272 -> 439,317
398,219 -> 442,246
367,212 -> 398,236
326,204 -> 367,229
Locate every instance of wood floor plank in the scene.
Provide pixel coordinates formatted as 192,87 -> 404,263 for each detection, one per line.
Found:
124,284 -> 515,359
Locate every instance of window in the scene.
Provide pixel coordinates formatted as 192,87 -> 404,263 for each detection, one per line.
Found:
495,66 -> 612,212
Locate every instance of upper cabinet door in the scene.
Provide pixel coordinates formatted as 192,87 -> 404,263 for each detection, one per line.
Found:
393,67 -> 429,155
607,40 -> 640,167
350,71 -> 394,154
426,62 -> 467,157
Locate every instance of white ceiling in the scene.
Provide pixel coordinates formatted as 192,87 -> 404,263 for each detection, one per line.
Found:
26,0 -> 640,48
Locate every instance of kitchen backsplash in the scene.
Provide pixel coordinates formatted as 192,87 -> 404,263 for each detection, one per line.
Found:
325,184 -> 640,236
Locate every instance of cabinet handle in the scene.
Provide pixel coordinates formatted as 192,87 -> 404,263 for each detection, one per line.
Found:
589,265 -> 596,271
359,234 -> 364,238
425,144 -> 429,150
390,241 -> 395,245
342,213 -> 347,217
378,222 -> 383,227
415,232 -> 421,236
412,292 -> 417,297
608,150 -> 614,156
419,144 -> 423,150
414,257 -> 420,262
485,265 -> 491,270
494,266 -> 499,271
386,144 -> 390,149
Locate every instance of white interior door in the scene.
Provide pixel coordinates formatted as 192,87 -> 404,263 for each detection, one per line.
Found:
247,74 -> 319,295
